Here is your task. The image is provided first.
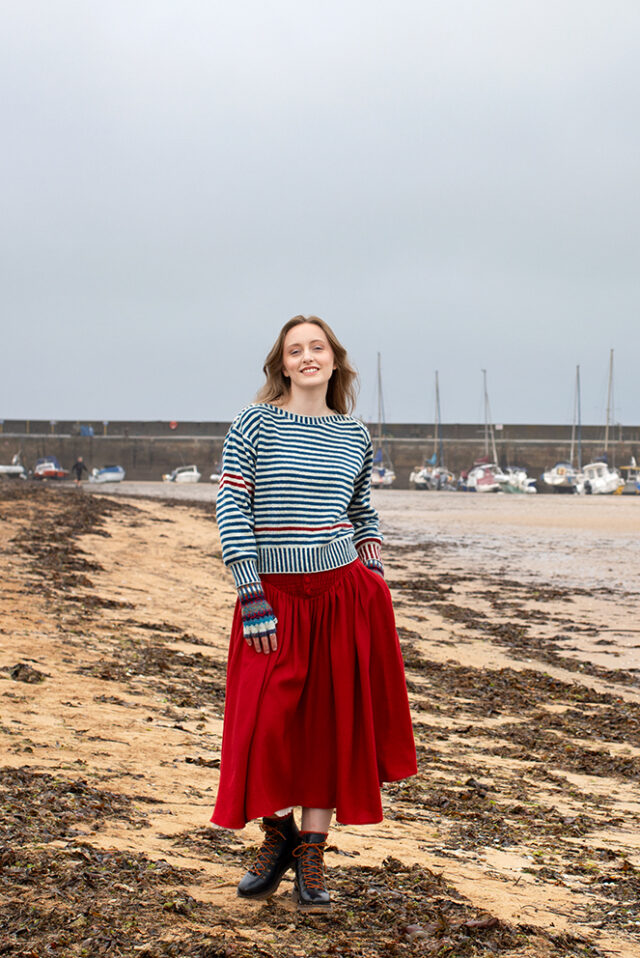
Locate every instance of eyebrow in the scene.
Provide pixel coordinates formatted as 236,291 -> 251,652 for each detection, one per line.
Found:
286,339 -> 326,348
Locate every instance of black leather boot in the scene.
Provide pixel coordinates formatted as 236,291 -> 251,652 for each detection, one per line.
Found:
293,832 -> 331,912
237,813 -> 300,900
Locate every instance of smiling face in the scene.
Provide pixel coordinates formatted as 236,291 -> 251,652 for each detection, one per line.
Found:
281,322 -> 336,394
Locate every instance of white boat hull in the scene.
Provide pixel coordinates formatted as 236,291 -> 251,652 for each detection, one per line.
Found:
163,465 -> 201,483
543,462 -> 581,492
90,467 -> 125,483
498,468 -> 537,494
371,466 -> 395,489
409,466 -> 456,490
0,465 -> 27,479
409,469 -> 429,489
467,464 -> 505,493
577,463 -> 623,495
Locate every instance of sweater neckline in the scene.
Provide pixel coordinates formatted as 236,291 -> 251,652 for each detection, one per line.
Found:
257,402 -> 345,424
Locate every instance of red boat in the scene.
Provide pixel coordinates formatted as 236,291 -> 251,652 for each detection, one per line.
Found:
32,457 -> 69,480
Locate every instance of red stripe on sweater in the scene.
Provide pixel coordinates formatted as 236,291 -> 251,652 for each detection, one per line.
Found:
219,473 -> 254,493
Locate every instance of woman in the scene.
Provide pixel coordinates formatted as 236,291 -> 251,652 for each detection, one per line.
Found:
211,315 -> 416,912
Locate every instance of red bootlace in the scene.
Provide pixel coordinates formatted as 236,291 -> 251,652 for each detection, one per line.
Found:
293,840 -> 327,889
252,822 -> 287,876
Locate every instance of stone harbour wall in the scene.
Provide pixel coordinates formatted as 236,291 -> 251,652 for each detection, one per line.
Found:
1,421 -> 638,489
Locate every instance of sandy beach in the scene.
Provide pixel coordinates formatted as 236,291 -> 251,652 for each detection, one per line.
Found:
2,482 -> 640,957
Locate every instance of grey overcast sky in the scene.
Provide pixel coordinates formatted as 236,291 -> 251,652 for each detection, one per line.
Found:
2,1 -> 639,425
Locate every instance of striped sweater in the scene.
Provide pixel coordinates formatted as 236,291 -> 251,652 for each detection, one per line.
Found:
216,403 -> 382,587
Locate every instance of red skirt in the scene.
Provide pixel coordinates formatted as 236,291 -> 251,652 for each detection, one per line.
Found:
210,559 -> 417,829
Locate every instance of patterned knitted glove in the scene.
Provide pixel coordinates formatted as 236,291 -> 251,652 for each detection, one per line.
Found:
357,540 -> 384,577
238,582 -> 278,647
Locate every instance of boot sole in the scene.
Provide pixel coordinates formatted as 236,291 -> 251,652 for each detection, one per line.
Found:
293,881 -> 332,912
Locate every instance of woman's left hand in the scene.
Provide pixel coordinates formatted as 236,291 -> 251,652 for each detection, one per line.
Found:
238,582 -> 278,653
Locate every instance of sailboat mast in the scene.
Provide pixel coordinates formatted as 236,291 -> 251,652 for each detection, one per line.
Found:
435,370 -> 443,467
482,369 -> 489,457
377,352 -> 383,449
576,366 -> 582,469
434,370 -> 440,461
481,369 -> 498,462
570,366 -> 577,466
489,402 -> 499,465
605,348 -> 613,453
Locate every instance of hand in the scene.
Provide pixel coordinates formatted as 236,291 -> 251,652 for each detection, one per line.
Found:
238,582 -> 278,654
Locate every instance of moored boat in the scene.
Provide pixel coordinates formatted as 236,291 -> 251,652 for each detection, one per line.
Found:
0,453 -> 27,480
410,372 -> 455,490
619,460 -> 640,495
371,452 -> 395,489
543,366 -> 583,494
577,460 -> 623,495
409,466 -> 430,489
466,460 -> 506,493
498,467 -> 537,494
371,353 -> 395,489
32,457 -> 68,480
409,464 -> 456,490
463,371 -> 506,492
162,464 -> 201,483
89,465 -> 125,483
543,461 -> 581,493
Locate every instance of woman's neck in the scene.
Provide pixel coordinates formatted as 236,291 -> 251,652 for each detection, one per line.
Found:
276,387 -> 333,418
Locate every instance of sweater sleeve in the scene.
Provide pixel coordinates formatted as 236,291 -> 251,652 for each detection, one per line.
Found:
347,431 -> 382,558
215,413 -> 261,588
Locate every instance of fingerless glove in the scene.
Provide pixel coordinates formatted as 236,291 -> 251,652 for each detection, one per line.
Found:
238,582 -> 278,640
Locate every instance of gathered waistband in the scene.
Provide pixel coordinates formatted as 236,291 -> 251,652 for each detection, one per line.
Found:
261,559 -> 359,597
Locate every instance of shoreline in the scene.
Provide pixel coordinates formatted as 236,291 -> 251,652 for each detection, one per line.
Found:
1,483 -> 640,957
91,481 -> 640,591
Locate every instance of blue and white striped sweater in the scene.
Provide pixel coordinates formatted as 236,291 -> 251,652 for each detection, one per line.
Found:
215,403 -> 382,587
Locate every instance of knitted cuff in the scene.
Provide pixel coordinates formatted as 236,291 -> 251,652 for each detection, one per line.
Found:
357,539 -> 384,575
237,581 -> 265,602
356,539 -> 382,564
229,558 -> 261,589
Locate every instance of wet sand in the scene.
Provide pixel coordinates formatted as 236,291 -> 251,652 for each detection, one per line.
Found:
92,481 -> 640,582
1,483 -> 640,957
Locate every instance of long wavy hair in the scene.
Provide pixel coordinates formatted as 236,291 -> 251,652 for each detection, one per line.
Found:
256,315 -> 358,415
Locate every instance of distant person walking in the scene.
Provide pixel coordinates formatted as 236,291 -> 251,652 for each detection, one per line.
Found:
210,315 -> 416,912
70,456 -> 88,486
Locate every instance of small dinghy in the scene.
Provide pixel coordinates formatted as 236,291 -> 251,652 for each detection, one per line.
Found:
32,457 -> 68,480
90,465 -> 126,483
162,464 -> 201,483
0,453 -> 27,480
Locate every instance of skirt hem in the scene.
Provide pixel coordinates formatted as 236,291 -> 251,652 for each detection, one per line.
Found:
210,765 -> 418,831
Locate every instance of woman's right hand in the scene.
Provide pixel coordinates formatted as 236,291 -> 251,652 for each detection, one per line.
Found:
238,582 -> 278,654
